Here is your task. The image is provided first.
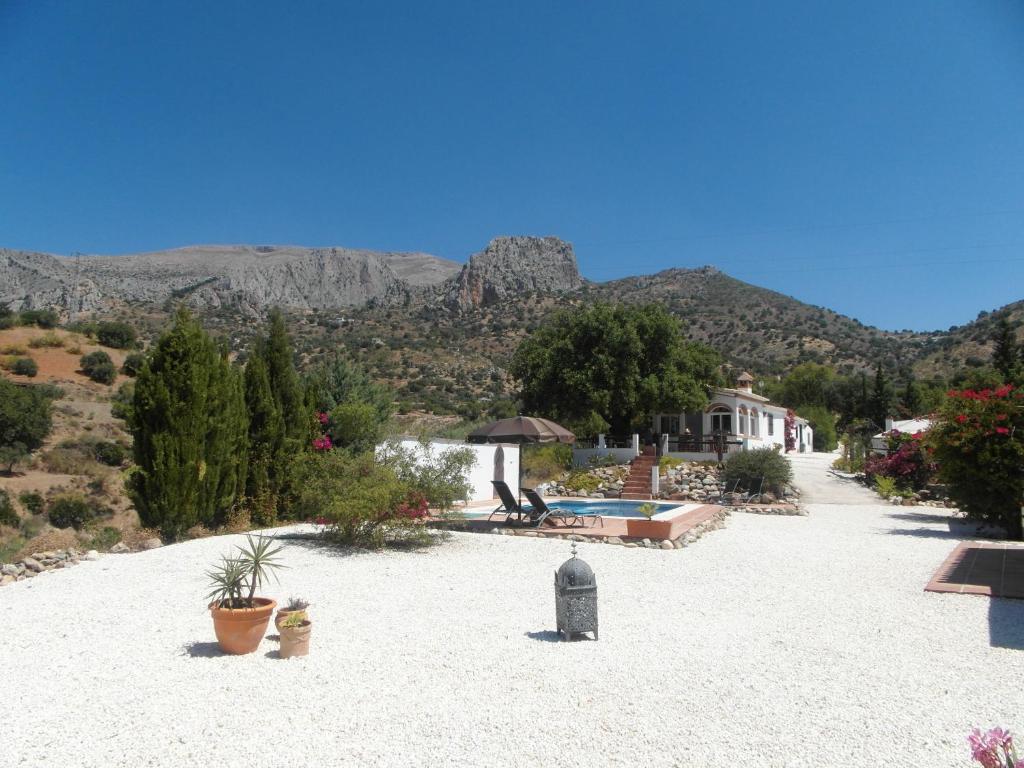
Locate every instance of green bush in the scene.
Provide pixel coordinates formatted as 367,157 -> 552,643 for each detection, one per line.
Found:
88,525 -> 121,551
18,491 -> 44,516
328,401 -> 384,453
796,404 -> 838,451
19,309 -> 58,328
723,448 -> 793,494
28,331 -> 64,348
11,357 -> 38,377
93,441 -> 127,466
563,470 -> 601,493
873,475 -> 898,499
121,352 -> 145,377
0,490 -> 18,528
47,493 -> 95,530
111,381 -> 134,421
659,456 -> 684,473
96,321 -> 137,349
80,350 -> 117,384
522,443 -> 572,482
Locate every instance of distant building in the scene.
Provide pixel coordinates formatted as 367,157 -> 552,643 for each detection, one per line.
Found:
871,417 -> 931,454
651,371 -> 813,460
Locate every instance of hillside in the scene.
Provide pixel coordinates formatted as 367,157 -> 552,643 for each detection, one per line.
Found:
2,236 -> 1020,416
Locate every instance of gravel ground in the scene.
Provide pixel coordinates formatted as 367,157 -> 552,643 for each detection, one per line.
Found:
2,452 -> 1022,767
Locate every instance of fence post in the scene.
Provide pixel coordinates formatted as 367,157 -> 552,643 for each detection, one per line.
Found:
651,465 -> 659,497
597,433 -> 606,449
631,433 -> 640,454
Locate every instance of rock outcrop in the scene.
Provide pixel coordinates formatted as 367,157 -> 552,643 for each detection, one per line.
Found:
0,245 -> 462,314
445,236 -> 584,310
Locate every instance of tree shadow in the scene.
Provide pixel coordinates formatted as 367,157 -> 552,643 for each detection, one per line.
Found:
989,597 -> 1024,650
886,512 -> 954,525
181,641 -> 225,658
881,527 -> 966,540
276,530 -> 446,559
264,649 -> 282,659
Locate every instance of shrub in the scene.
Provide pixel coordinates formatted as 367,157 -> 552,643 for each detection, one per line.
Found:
96,321 -> 137,349
47,493 -> 95,530
0,490 -> 18,528
11,357 -> 38,377
563,470 -> 601,493
28,331 -> 64,348
0,343 -> 28,355
795,404 -> 838,451
18,491 -> 44,516
0,377 -> 53,470
328,401 -> 384,454
928,384 -> 1024,539
723,447 -> 793,494
111,381 -> 134,421
80,350 -> 117,384
659,456 -> 684,473
522,443 -> 572,482
864,431 -> 935,491
88,525 -> 121,551
93,441 -> 127,466
873,475 -> 898,499
19,309 -> 58,328
121,352 -> 145,377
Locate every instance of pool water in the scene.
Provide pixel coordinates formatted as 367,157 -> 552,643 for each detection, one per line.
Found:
529,499 -> 681,519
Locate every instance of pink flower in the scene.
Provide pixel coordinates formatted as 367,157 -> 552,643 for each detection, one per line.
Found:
996,427 -> 1010,435
317,412 -> 329,425
956,414 -> 968,424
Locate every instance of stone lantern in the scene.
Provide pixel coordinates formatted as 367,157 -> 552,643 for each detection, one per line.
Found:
554,543 -> 598,641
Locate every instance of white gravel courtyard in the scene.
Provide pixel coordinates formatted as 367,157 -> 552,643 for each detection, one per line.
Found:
2,452 -> 1022,767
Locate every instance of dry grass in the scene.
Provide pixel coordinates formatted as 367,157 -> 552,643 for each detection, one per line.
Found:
118,526 -> 162,549
15,527 -> 80,559
28,332 -> 65,349
0,343 -> 28,355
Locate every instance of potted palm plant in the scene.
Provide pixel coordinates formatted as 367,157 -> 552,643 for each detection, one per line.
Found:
279,611 -> 312,659
275,597 -> 309,630
207,535 -> 285,655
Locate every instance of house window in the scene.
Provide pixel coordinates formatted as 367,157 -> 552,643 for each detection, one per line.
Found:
767,414 -> 774,436
751,410 -> 759,437
659,415 -> 680,434
710,409 -> 732,434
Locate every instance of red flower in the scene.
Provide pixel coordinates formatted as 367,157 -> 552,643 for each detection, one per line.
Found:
995,427 -> 1010,435
956,414 -> 968,424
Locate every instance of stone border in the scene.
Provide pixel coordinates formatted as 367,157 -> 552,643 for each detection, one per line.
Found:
446,507 -> 732,551
0,548 -> 100,586
730,504 -> 807,516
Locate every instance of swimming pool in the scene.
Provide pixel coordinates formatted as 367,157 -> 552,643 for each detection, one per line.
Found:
527,499 -> 685,520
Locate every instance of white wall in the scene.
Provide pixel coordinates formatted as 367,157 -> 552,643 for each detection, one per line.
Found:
386,437 -> 520,503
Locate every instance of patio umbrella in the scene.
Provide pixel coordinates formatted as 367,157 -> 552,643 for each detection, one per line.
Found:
467,416 -> 576,508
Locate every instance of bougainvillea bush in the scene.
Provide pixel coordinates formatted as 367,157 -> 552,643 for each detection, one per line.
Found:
864,430 -> 936,492
784,410 -> 797,452
929,385 -> 1024,540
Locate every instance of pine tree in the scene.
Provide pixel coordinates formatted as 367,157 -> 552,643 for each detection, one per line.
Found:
992,317 -> 1021,382
244,353 -> 285,525
129,308 -> 248,540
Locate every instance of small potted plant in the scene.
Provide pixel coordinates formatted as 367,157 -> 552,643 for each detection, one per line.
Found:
279,611 -> 312,659
206,534 -> 285,655
275,597 -> 310,630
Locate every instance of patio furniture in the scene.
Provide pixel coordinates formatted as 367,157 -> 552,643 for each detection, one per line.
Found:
522,488 -> 587,528
488,480 -> 528,524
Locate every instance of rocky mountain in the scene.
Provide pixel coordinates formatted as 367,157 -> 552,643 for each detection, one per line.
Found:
444,236 -> 584,309
0,244 -> 462,314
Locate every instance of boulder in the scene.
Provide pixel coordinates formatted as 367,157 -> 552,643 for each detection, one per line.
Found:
21,557 -> 44,573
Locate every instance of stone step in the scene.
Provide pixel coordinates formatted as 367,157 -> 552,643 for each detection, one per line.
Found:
621,492 -> 653,500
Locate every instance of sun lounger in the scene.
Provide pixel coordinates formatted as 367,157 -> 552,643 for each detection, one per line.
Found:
521,488 -> 586,528
488,480 -> 528,524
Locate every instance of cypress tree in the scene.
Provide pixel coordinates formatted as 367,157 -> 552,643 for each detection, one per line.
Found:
244,353 -> 284,525
129,308 -> 248,540
992,317 -> 1021,382
869,366 -> 893,429
246,308 -> 309,518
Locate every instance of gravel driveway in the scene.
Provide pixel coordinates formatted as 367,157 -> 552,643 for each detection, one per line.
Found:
1,453 -> 1022,767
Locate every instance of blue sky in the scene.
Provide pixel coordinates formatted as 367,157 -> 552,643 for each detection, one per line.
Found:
1,1 -> 1022,332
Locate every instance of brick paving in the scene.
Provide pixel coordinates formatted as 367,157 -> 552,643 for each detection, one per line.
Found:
926,541 -> 1024,599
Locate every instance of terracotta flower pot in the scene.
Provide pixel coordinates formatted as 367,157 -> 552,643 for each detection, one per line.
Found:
274,607 -> 308,631
209,597 -> 277,655
279,620 -> 312,659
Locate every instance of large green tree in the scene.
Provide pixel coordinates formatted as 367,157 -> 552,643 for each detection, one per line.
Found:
0,378 -> 53,472
510,303 -> 721,435
129,308 -> 248,540
775,363 -> 837,410
259,309 -> 306,442
304,355 -> 395,425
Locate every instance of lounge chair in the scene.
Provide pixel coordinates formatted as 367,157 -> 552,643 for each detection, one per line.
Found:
521,488 -> 586,528
488,480 -> 528,524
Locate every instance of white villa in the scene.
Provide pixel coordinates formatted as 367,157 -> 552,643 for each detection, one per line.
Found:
651,371 -> 813,460
573,371 -> 814,467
